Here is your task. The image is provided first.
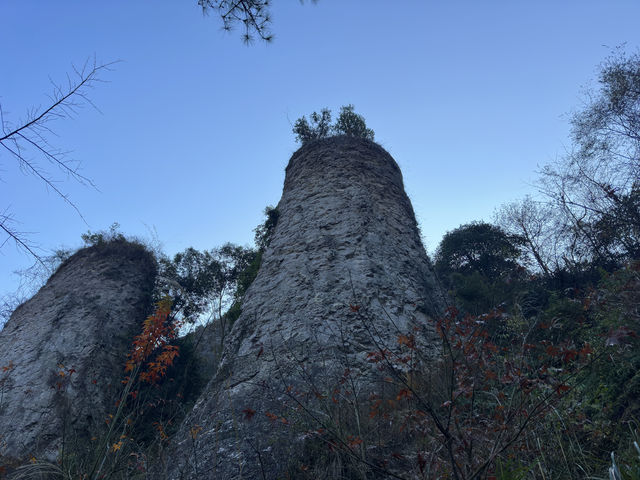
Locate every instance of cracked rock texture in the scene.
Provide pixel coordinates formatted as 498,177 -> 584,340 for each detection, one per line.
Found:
0,241 -> 156,466
168,137 -> 447,479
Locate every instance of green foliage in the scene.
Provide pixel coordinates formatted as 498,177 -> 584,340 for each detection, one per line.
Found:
254,205 -> 280,251
434,209 -> 638,478
157,243 -> 257,323
448,271 -> 502,315
157,205 -> 279,328
435,222 -> 524,281
613,428 -> 640,480
81,222 -> 126,247
226,206 -> 280,323
332,104 -> 375,140
435,221 -> 526,314
576,263 -> 640,440
589,186 -> 640,265
293,105 -> 375,144
494,458 -> 530,480
293,108 -> 332,144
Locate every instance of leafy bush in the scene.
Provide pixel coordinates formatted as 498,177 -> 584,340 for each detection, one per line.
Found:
293,108 -> 332,144
293,105 -> 374,144
332,104 -> 375,140
81,222 -> 127,247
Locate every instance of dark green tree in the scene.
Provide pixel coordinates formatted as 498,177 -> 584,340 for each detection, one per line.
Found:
434,222 -> 526,314
333,104 -> 375,140
293,105 -> 375,145
254,205 -> 280,251
158,244 -> 257,324
293,109 -> 332,144
435,222 -> 525,281
158,205 -> 280,329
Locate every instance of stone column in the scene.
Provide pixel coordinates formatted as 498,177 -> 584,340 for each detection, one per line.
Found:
0,240 -> 156,466
168,137 -> 446,479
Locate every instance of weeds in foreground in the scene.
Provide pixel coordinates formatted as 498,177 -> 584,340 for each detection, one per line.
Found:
3,276 -> 638,479
607,427 -> 640,480
229,299 -> 635,479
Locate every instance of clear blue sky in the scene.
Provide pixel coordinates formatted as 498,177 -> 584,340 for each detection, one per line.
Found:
1,1 -> 639,299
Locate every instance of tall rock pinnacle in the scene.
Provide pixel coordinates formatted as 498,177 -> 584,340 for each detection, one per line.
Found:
168,137 -> 446,479
0,241 -> 156,466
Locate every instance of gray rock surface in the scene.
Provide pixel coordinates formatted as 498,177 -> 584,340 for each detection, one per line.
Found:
167,137 -> 447,479
0,241 -> 156,466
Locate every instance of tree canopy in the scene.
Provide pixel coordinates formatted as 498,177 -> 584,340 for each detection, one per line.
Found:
293,105 -> 375,145
434,222 -> 524,281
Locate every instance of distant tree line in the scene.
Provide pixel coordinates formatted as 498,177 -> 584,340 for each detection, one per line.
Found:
430,49 -> 639,479
496,48 -> 639,275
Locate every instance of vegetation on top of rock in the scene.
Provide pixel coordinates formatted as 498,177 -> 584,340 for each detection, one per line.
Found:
2,49 -> 639,480
293,104 -> 375,144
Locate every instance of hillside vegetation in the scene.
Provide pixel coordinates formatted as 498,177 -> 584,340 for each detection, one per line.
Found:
1,52 -> 638,479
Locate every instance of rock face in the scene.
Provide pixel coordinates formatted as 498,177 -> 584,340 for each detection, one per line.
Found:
0,241 -> 156,465
168,137 -> 447,479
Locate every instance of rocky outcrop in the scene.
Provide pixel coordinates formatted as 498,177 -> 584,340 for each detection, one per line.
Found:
167,137 -> 447,479
0,240 -> 156,466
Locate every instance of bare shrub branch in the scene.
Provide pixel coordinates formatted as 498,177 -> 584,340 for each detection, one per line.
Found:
0,59 -> 116,262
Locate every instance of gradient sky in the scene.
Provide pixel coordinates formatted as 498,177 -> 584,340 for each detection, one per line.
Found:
1,1 -> 640,300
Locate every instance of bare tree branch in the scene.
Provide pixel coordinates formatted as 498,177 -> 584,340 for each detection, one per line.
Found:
0,210 -> 44,266
0,59 -> 116,262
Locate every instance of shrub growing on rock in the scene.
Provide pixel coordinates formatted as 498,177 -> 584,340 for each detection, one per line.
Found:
293,104 -> 375,144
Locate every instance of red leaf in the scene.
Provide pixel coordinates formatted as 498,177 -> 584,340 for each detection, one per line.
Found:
347,436 -> 363,447
579,343 -> 593,357
561,349 -> 578,363
396,389 -> 412,400
265,412 -> 278,422
397,334 -> 416,349
242,408 -> 256,421
1,361 -> 14,372
417,453 -> 426,473
545,345 -> 559,357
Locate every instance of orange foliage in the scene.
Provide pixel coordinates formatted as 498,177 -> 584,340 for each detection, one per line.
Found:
124,297 -> 181,385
